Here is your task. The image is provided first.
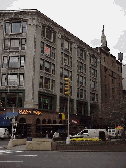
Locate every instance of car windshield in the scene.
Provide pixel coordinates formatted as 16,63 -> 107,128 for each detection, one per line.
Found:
57,129 -> 65,133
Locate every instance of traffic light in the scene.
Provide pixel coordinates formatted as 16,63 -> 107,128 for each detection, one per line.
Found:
64,78 -> 70,96
0,102 -> 2,107
62,113 -> 65,120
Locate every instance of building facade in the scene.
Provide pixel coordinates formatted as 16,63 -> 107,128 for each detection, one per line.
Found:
0,9 -> 101,136
95,26 -> 123,128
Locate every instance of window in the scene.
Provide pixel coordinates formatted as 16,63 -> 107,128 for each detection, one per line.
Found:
80,49 -> 83,58
20,56 -> 25,67
3,56 -> 7,68
4,39 -> 9,50
51,48 -> 55,59
41,42 -> 44,54
96,94 -> 98,102
84,51 -> 86,60
19,74 -> 24,86
46,27 -> 52,40
84,64 -> 86,73
80,89 -> 83,98
21,39 -> 26,50
69,71 -> 72,81
22,22 -> 26,33
84,77 -> 86,86
70,43 -> 72,52
51,80 -> 55,91
84,90 -> 86,100
69,57 -> 72,67
51,64 -> 55,75
91,81 -> 95,89
11,22 -> 21,33
1,75 -> 6,86
91,56 -> 97,66
42,26 -> 45,37
80,76 -> 83,85
40,59 -> 44,70
64,69 -> 69,78
78,62 -> 83,72
45,61 -> 51,73
44,77 -> 50,89
60,68 -> 63,78
39,76 -> 43,88
5,22 -> 9,33
61,38 -> 64,48
64,40 -> 69,50
70,86 -> 72,96
45,45 -> 51,56
10,39 -> 19,50
8,74 -> 18,85
77,48 -> 80,56
91,93 -> 95,101
9,56 -> 19,68
53,32 -> 56,43
77,74 -> 79,84
60,83 -> 63,94
64,54 -> 69,65
77,88 -> 79,98
61,52 -> 63,65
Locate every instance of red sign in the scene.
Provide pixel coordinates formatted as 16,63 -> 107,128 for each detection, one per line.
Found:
45,46 -> 50,54
69,118 -> 79,125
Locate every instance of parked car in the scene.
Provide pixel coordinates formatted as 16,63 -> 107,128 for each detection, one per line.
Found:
53,128 -> 67,141
0,128 -> 9,139
70,129 -> 108,141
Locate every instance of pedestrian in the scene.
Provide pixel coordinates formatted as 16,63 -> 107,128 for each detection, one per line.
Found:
50,130 -> 53,139
46,130 -> 48,139
40,131 -> 42,138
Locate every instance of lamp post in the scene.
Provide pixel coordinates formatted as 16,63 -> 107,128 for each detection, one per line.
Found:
64,78 -> 70,144
11,104 -> 15,139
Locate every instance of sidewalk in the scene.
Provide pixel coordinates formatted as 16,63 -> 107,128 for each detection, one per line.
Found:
7,145 -> 26,151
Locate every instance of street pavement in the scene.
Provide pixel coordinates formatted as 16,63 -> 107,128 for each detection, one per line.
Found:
0,150 -> 126,168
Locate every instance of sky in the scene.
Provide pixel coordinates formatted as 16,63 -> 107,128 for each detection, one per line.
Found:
1,0 -> 126,65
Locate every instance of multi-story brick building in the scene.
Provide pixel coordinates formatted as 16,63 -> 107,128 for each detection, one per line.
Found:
0,9 -> 101,136
95,26 -> 123,128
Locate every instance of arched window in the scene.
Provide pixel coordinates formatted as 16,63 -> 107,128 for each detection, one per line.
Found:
59,120 -> 62,124
53,120 -> 57,124
42,119 -> 46,124
36,118 -> 41,125
19,117 -> 26,123
47,119 -> 51,124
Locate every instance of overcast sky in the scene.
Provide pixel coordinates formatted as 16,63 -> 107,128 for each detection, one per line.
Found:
1,0 -> 126,64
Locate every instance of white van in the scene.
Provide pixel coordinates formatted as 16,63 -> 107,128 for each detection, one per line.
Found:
0,128 -> 9,139
71,129 -> 108,140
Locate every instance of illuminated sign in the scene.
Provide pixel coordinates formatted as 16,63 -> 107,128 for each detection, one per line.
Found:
19,110 -> 32,114
33,111 -> 42,115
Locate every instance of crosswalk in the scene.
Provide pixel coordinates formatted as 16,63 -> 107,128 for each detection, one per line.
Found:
0,147 -> 24,155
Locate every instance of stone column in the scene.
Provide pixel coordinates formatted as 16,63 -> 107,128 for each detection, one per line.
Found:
55,33 -> 61,112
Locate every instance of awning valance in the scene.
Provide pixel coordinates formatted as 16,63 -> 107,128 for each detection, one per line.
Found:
6,112 -> 18,119
0,115 -> 6,119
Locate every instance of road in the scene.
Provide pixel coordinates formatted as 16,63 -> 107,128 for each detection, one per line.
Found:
0,139 -> 126,168
0,149 -> 126,168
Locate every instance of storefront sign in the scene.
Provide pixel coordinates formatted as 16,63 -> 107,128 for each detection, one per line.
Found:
19,110 -> 32,114
33,110 -> 42,115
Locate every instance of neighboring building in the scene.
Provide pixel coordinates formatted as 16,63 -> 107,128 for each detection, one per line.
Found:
122,64 -> 126,90
95,26 -> 123,128
0,9 -> 101,136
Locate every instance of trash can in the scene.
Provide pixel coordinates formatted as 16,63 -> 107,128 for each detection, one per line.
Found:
27,137 -> 32,141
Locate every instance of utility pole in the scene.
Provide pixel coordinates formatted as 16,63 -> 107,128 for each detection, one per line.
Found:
64,78 -> 70,144
11,105 -> 14,139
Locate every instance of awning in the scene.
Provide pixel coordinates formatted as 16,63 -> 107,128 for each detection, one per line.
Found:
0,115 -> 6,119
0,119 -> 10,126
6,112 -> 18,119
